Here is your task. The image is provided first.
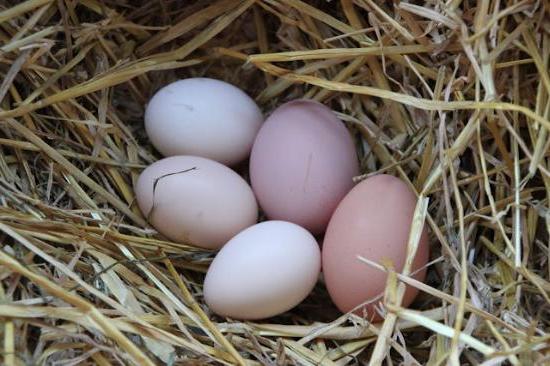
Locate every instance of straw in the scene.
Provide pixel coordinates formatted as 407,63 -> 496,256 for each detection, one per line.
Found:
0,0 -> 548,364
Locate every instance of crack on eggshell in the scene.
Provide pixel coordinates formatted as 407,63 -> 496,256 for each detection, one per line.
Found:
147,166 -> 198,221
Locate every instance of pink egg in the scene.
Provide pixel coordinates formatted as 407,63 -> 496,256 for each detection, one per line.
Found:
249,100 -> 359,234
322,174 -> 430,321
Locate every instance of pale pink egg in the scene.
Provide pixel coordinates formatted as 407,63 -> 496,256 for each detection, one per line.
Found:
134,156 -> 257,249
204,221 -> 321,320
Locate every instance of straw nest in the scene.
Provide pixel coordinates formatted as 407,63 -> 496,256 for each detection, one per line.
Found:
0,0 -> 549,365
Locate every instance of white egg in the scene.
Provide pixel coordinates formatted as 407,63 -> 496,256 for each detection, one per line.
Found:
134,156 -> 258,249
204,221 -> 321,319
145,78 -> 263,166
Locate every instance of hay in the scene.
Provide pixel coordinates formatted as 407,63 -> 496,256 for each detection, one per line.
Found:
0,0 -> 548,364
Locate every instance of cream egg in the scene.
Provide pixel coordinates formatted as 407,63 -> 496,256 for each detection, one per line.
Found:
145,78 -> 263,166
322,174 -> 430,321
134,156 -> 258,249
249,100 -> 359,234
204,221 -> 321,320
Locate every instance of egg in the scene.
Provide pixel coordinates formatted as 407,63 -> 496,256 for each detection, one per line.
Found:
204,221 -> 321,320
134,156 -> 257,249
145,78 -> 263,166
322,174 -> 429,321
249,100 -> 359,234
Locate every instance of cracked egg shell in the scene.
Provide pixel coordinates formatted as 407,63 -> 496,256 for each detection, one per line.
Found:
134,156 -> 258,249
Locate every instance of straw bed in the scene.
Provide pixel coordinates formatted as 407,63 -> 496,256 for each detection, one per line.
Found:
0,0 -> 548,364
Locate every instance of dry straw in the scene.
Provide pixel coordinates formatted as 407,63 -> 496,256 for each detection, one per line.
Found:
0,0 -> 548,364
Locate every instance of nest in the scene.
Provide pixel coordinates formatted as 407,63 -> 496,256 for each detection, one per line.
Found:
0,0 -> 549,364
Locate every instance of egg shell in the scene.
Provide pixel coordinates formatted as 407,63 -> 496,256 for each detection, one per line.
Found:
204,221 -> 321,320
134,156 -> 258,249
322,174 -> 429,321
249,100 -> 359,234
145,78 -> 263,166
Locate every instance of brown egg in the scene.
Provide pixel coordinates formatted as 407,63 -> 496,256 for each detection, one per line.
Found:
322,174 -> 429,321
